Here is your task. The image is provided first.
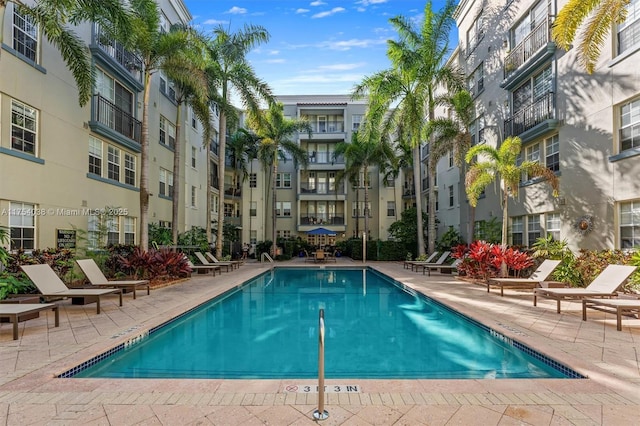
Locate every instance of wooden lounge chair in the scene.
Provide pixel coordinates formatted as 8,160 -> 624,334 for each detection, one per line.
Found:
21,264 -> 123,314
582,297 -> 640,331
0,303 -> 59,340
76,259 -> 150,299
421,259 -> 462,277
487,259 -> 561,297
413,252 -> 451,274
194,252 -> 232,272
205,252 -> 241,269
403,252 -> 439,269
534,264 -> 638,313
186,259 -> 221,276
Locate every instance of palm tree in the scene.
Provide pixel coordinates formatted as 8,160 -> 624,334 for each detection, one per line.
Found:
0,0 -> 130,106
227,128 -> 260,197
205,23 -> 273,258
353,0 -> 462,257
464,136 -> 560,247
427,89 -> 475,240
247,102 -> 311,257
334,131 -> 396,244
163,27 -> 211,245
124,0 -> 194,249
552,0 -> 631,74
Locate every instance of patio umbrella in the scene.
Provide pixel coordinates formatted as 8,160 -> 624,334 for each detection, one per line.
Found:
306,227 -> 336,236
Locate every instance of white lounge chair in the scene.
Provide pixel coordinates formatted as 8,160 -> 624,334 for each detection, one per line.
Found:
413,252 -> 451,274
186,259 -> 221,275
421,258 -> 462,276
487,259 -> 561,297
582,298 -> 640,331
76,259 -> 150,299
194,252 -> 232,272
403,252 -> 439,269
21,264 -> 122,314
205,252 -> 241,269
0,303 -> 59,340
533,264 -> 637,313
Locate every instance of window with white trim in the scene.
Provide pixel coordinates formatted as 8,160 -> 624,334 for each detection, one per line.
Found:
387,201 -> 395,217
469,116 -> 485,145
191,146 -> 197,168
618,0 -> 640,55
620,200 -> 640,248
352,114 -> 363,131
9,202 -> 35,250
620,97 -> 640,152
106,216 -> 119,246
448,185 -> 455,207
510,0 -> 548,48
11,99 -> 38,155
107,146 -> 120,181
250,201 -> 257,217
276,173 -> 292,188
124,217 -> 136,244
511,216 -> 524,246
191,186 -> 197,207
546,213 -> 561,241
276,201 -> 292,217
527,214 -> 541,246
545,134 -> 559,172
159,116 -> 176,149
159,71 -> 175,100
88,136 -> 136,186
250,230 -> 257,245
249,173 -> 257,188
466,10 -> 485,54
159,168 -> 174,198
467,62 -> 484,96
13,8 -> 38,62
89,137 -> 102,176
352,202 -> 372,217
88,214 -> 99,249
124,153 -> 135,186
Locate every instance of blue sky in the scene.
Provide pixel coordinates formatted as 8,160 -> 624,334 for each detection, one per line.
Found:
183,1 -> 455,97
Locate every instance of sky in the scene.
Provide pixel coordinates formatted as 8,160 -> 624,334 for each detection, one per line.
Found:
183,0 -> 456,97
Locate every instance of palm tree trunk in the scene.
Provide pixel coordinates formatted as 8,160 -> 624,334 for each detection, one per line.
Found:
206,152 -> 211,242
271,154 -> 278,256
171,103 -> 183,246
216,110 -> 227,258
501,183 -> 509,277
139,70 -> 152,250
413,146 -> 425,256
363,165 -> 370,254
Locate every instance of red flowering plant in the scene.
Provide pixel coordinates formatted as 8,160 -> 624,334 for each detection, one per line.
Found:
455,241 -> 533,281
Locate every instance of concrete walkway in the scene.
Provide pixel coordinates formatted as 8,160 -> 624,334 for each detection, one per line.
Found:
1,259 -> 640,425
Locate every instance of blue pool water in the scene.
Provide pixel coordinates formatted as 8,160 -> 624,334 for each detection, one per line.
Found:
73,268 -> 577,379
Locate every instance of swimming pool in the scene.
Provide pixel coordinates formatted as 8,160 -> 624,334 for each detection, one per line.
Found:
70,268 -> 581,379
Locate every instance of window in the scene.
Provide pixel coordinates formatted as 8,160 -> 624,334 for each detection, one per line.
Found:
510,0 -> 548,48
524,142 -> 540,180
159,71 -> 175,100
448,185 -> 455,207
159,12 -> 170,33
249,173 -> 257,188
468,63 -> 484,96
191,107 -> 197,128
474,220 -> 486,241
89,137 -> 102,176
352,114 -> 363,131
470,116 -> 485,145
124,217 -> 136,244
159,168 -> 174,198
511,216 -> 524,246
250,201 -> 257,217
546,213 -> 561,241
159,116 -> 176,149
224,203 -> 234,217
620,201 -> 640,248
545,134 -> 559,172
527,214 -> 541,246
11,99 -> 37,155
466,11 -> 485,54
88,215 -> 99,249
276,201 -> 291,217
159,220 -> 172,229
276,173 -> 292,188
352,202 -> 371,217
282,230 -> 291,239
95,68 -> 134,137
448,150 -> 454,168
620,97 -> 640,152
9,202 -> 35,250
387,201 -> 396,217
191,147 -> 197,168
13,8 -> 38,62
618,0 -> 640,55
191,186 -> 197,207
211,194 -> 219,214
107,146 -> 120,181
124,153 -> 135,186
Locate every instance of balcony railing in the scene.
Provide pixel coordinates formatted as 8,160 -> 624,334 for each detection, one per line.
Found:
300,215 -> 344,225
504,19 -> 549,79
504,92 -> 555,137
306,121 -> 344,133
93,24 -> 143,83
224,185 -> 241,197
300,182 -> 345,195
307,151 -> 345,164
92,94 -> 141,143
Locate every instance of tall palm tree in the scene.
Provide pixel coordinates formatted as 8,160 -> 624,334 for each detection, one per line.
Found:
163,27 -> 211,245
205,23 -> 273,258
353,0 -> 462,257
0,0 -> 130,106
552,0 -> 631,74
427,89 -> 475,241
465,136 -> 560,247
334,131 -> 396,244
227,128 -> 260,197
124,0 -> 194,249
247,102 -> 311,257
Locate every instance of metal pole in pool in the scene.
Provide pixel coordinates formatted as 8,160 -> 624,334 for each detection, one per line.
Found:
313,309 -> 329,420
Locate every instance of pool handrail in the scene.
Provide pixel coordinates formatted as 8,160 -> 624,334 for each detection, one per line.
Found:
313,309 -> 329,420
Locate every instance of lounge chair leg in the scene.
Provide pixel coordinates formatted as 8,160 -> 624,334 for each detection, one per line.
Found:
556,300 -> 561,314
54,306 -> 59,327
119,292 -> 123,306
501,287 -> 504,297
582,301 -> 587,321
147,285 -> 150,295
133,288 -> 137,300
96,299 -> 101,314
533,294 -> 537,306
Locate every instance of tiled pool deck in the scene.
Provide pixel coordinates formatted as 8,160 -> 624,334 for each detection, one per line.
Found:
1,259 -> 640,425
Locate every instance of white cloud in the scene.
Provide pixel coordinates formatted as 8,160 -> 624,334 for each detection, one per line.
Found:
202,19 -> 227,25
321,38 -> 386,50
296,8 -> 310,14
316,63 -> 366,71
268,50 -> 280,55
310,1 -> 326,6
225,6 -> 247,14
265,59 -> 286,64
312,7 -> 346,19
357,0 -> 388,5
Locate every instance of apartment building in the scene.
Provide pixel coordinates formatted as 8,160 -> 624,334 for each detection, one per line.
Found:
447,0 -> 640,250
0,0 -> 215,251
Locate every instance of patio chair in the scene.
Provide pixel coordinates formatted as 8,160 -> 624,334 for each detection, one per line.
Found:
487,259 -> 561,297
314,250 -> 326,263
403,252 -> 439,269
205,252 -> 241,269
21,264 -> 123,314
76,259 -> 150,299
0,303 -> 59,340
413,252 -> 451,274
194,252 -> 232,272
533,264 -> 638,313
186,259 -> 221,276
582,297 -> 640,331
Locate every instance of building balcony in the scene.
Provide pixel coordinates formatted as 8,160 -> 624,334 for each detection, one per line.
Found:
299,182 -> 346,199
90,24 -> 143,89
504,92 -> 559,142
299,215 -> 345,227
89,94 -> 142,151
224,185 -> 241,198
501,19 -> 556,90
225,216 -> 242,228
306,151 -> 345,165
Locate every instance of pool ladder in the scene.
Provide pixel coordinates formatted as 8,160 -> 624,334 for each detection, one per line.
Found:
313,309 -> 329,420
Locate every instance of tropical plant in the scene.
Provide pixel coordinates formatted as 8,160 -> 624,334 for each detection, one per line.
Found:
465,136 -> 560,247
531,235 -> 572,260
436,227 -> 465,252
178,226 -> 209,253
227,128 -> 261,198
148,223 -> 173,247
353,0 -> 462,256
0,274 -> 36,300
0,225 -> 9,266
248,102 -> 311,256
388,207 -> 428,256
455,241 -> 533,280
334,131 -> 396,243
123,0 -> 195,250
205,23 -> 273,257
552,0 -> 632,74
0,0 -> 130,106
